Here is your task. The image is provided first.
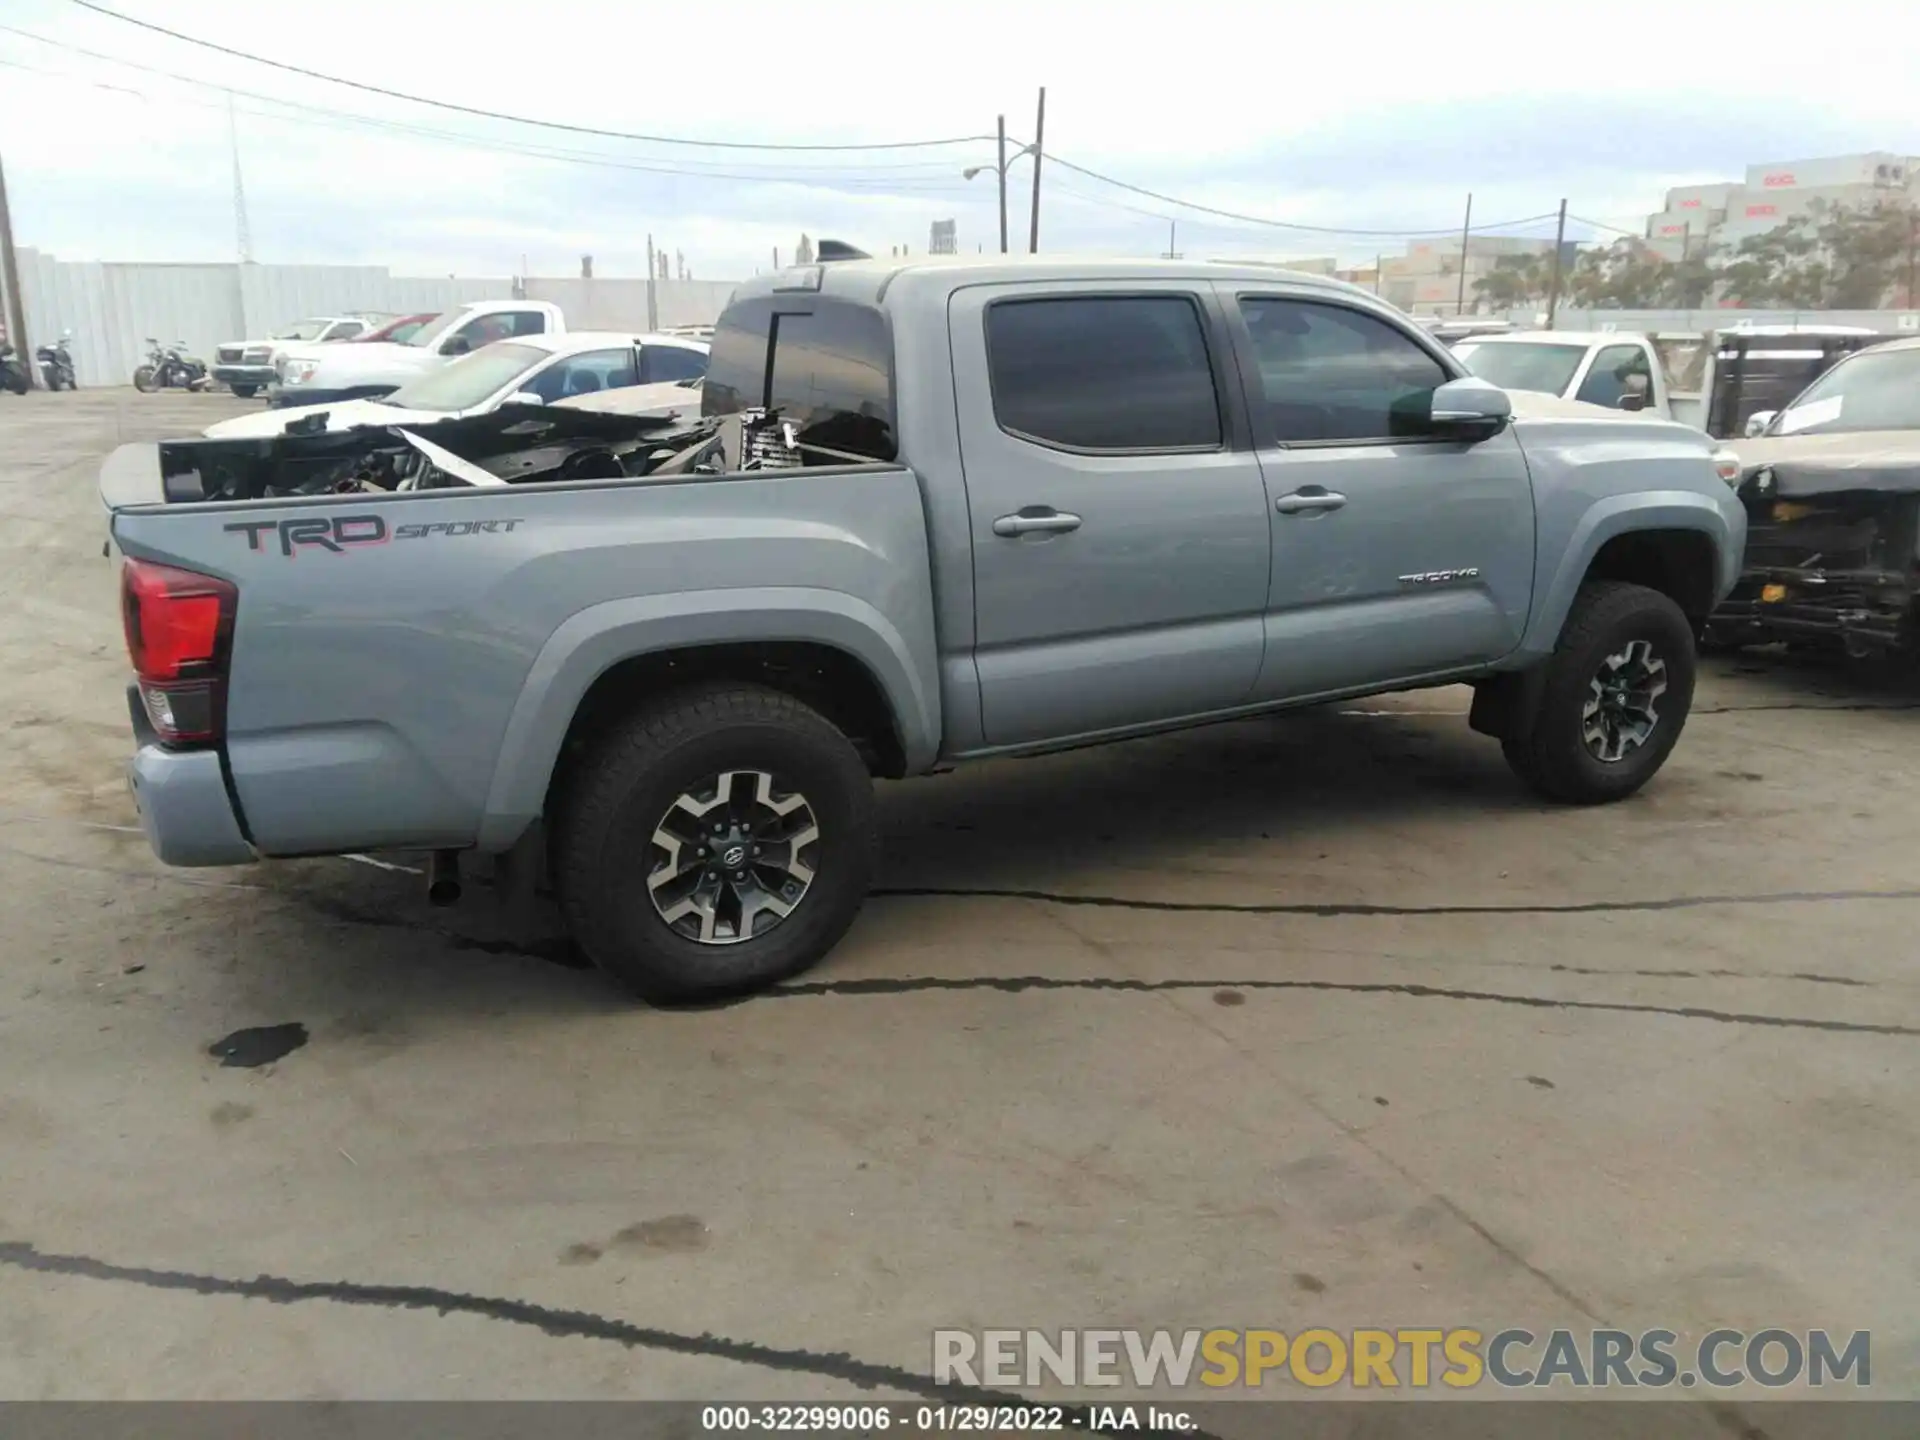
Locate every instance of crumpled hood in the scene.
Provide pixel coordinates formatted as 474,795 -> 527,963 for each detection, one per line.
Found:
202,397 -> 446,439
1722,428 -> 1920,471
1724,429 -> 1920,496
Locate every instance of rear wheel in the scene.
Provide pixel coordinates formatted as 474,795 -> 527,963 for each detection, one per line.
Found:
229,383 -> 259,399
1502,581 -> 1697,804
554,683 -> 877,1003
132,365 -> 159,393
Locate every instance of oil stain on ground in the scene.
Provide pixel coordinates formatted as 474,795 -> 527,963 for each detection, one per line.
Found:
612,1215 -> 710,1254
207,1023 -> 308,1069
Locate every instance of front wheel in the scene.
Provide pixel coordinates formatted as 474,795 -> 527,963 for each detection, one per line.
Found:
132,365 -> 159,393
2,368 -> 26,396
554,683 -> 878,1002
1502,581 -> 1697,804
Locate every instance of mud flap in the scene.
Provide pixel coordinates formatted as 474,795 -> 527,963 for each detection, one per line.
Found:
1468,665 -> 1549,741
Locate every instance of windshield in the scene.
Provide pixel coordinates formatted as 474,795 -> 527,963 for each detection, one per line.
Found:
271,320 -> 331,341
380,342 -> 545,412
405,310 -> 465,348
358,315 -> 432,344
1454,341 -> 1589,397
1769,347 -> 1920,436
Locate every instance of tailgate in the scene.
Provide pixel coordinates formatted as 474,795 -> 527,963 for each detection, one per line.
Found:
99,442 -> 170,512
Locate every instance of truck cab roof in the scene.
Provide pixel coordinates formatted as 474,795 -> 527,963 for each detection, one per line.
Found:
743,254 -> 1378,308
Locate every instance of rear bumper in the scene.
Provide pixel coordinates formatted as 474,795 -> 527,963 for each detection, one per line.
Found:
125,687 -> 255,867
212,365 -> 274,387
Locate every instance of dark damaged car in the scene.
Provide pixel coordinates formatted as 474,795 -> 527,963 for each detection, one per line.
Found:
1711,337 -> 1920,657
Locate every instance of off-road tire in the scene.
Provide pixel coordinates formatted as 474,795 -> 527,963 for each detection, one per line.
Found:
553,683 -> 877,1003
230,383 -> 259,399
1502,581 -> 1697,805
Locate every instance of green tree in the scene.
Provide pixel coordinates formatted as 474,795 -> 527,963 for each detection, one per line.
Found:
1566,239 -> 1671,309
1713,200 -> 1917,308
1472,252 -> 1550,311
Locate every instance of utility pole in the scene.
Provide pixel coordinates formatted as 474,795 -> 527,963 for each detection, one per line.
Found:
995,114 -> 1009,254
228,92 -> 253,264
1455,192 -> 1473,315
1907,208 -> 1917,309
0,152 -> 32,388
1545,198 -> 1568,329
644,234 -> 658,330
1028,87 -> 1046,254
1164,219 -> 1178,258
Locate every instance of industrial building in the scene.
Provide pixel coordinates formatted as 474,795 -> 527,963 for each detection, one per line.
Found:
1643,151 -> 1918,259
1375,236 -> 1563,316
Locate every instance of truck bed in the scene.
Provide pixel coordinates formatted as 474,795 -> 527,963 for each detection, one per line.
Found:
106,431 -> 939,860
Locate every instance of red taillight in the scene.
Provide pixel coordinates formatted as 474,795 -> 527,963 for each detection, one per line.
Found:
121,558 -> 236,745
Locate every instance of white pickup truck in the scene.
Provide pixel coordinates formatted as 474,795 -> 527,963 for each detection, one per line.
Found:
269,300 -> 565,409
212,314 -> 390,398
1451,330 -> 1681,419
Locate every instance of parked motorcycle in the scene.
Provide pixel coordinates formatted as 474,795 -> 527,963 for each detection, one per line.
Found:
133,339 -> 211,393
36,332 -> 76,391
0,341 -> 29,396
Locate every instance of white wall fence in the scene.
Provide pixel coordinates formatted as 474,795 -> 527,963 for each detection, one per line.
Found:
1497,306 -> 1920,334
521,276 -> 738,331
10,249 -> 739,388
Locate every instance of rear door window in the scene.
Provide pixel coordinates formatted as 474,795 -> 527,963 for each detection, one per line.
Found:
642,343 -> 709,384
983,295 -> 1222,451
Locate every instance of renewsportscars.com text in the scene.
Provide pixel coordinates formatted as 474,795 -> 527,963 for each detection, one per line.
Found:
933,1327 -> 1870,1390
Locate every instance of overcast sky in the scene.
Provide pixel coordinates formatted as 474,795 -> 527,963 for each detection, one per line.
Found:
1,0 -> 1915,281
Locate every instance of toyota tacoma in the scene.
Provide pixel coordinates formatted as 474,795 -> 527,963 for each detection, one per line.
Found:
100,253 -> 1746,1001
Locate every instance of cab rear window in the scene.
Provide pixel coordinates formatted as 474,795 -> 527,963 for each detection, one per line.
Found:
703,295 -> 897,462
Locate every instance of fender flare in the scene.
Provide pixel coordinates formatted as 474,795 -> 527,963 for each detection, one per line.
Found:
474,587 -> 940,852
1520,492 -> 1734,659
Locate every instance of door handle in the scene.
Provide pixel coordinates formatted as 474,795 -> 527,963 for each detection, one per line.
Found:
1274,490 -> 1347,515
993,508 -> 1083,537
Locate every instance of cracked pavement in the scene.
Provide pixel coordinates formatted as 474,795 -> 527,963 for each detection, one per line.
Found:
2,391 -> 1917,1425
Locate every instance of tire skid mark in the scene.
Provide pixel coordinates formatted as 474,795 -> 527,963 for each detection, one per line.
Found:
768,973 -> 1917,1039
0,1242 -> 1209,1437
871,882 -> 1920,919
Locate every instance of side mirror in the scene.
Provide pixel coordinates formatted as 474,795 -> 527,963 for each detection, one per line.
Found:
1744,411 -> 1776,438
1426,376 -> 1512,440
504,390 -> 546,407
441,336 -> 472,357
1617,393 -> 1648,412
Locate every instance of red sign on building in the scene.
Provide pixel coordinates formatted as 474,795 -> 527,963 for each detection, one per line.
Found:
1762,173 -> 1796,188
1746,204 -> 1779,218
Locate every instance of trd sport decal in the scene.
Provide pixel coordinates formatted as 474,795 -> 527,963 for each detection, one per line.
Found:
223,515 -> 526,556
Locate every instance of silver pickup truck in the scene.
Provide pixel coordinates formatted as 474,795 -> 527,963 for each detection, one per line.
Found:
101,255 -> 1746,1001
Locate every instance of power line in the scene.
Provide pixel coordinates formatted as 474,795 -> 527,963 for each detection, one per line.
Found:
1041,153 -> 1559,238
29,7 -> 1635,246
0,34 -> 990,189
1569,213 -> 1651,239
61,0 -> 995,153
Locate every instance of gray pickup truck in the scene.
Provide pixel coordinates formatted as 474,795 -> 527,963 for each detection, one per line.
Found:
101,255 -> 1747,1001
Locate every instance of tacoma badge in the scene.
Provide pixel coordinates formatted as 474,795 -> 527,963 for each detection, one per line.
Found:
1398,567 -> 1482,586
